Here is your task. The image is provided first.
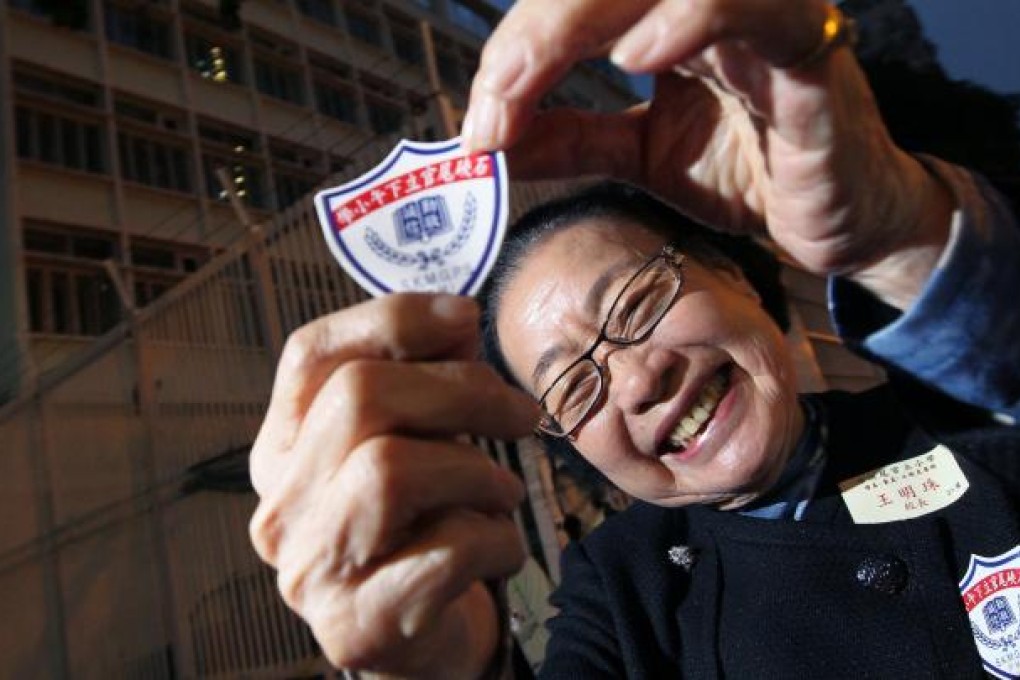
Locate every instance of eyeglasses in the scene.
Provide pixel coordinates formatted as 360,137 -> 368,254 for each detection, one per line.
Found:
536,246 -> 686,439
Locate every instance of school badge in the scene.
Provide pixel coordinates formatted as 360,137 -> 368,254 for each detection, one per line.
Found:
314,138 -> 508,297
960,545 -> 1020,679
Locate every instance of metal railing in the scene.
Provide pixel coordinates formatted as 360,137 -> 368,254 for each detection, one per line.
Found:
0,138 -> 577,678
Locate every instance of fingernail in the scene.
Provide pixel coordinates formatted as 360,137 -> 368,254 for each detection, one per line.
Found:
611,23 -> 658,70
463,93 -> 503,151
461,107 -> 477,149
431,294 -> 477,323
495,467 -> 526,504
399,604 -> 425,637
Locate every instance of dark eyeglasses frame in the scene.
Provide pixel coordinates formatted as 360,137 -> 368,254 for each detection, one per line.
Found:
536,245 -> 686,439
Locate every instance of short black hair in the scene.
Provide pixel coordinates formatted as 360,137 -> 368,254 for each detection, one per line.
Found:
478,180 -> 789,481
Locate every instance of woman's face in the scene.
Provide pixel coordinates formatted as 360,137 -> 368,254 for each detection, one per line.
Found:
497,219 -> 805,509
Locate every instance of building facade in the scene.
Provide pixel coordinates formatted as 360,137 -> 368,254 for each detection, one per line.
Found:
0,3 -> 645,678
0,0 -> 636,398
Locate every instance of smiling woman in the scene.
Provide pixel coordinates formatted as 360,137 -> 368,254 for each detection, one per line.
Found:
481,182 -> 805,510
476,179 -> 1020,677
246,0 -> 1020,676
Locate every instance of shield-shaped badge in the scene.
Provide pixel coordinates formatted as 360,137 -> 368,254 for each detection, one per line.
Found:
314,138 -> 508,298
960,545 -> 1020,679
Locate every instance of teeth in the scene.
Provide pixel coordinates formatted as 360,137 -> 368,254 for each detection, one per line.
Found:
667,371 -> 729,450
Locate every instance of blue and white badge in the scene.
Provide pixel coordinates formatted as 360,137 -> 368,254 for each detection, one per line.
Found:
314,138 -> 508,297
960,545 -> 1020,679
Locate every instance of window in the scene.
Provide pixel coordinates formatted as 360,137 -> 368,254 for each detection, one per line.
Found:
314,81 -> 358,124
198,120 -> 267,208
387,11 -> 422,64
24,227 -> 117,260
104,2 -> 174,60
269,141 -> 319,170
297,0 -> 336,26
311,55 -> 358,124
198,122 -> 259,152
203,154 -> 268,209
251,34 -> 305,105
115,96 -> 192,192
16,106 -> 106,173
274,173 -> 317,210
361,73 -> 406,134
118,133 -> 192,193
133,276 -> 172,307
130,237 -> 208,306
433,35 -> 465,89
185,33 -> 244,84
132,242 -> 179,270
254,58 -> 305,105
10,0 -> 90,28
13,69 -> 102,109
23,225 -> 122,336
365,99 -> 403,134
344,5 -> 382,47
130,238 -> 208,273
270,141 -> 320,209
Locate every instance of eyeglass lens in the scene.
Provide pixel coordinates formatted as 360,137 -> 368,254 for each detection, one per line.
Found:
541,257 -> 680,435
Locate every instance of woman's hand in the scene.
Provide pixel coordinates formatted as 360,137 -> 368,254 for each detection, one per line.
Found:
463,0 -> 953,307
248,294 -> 539,676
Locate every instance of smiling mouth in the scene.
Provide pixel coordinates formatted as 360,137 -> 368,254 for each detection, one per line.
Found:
663,366 -> 732,453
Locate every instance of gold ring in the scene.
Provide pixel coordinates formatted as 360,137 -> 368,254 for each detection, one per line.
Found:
782,4 -> 858,71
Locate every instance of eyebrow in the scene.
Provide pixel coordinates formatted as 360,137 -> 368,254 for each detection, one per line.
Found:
529,258 -> 636,392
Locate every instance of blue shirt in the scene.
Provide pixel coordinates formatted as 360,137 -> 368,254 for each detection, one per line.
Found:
829,156 -> 1020,422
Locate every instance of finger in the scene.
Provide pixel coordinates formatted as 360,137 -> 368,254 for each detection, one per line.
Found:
609,0 -> 716,74
371,511 -> 525,638
297,359 -> 539,469
255,436 -> 524,570
611,0 -> 829,74
506,107 -> 646,181
335,436 -> 526,566
462,0 -> 656,152
251,293 -> 479,495
257,359 -> 535,533
309,511 -> 525,670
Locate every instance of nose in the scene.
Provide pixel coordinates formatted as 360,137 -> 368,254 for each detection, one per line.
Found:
603,344 -> 672,414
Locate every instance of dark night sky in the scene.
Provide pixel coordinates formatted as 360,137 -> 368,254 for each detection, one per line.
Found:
911,0 -> 1020,95
486,1 -> 1020,98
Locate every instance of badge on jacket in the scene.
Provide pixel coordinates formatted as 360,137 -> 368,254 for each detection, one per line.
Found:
314,138 -> 508,298
838,444 -> 969,524
960,545 -> 1020,679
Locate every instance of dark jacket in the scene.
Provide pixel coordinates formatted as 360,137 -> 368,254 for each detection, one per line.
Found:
539,385 -> 1020,679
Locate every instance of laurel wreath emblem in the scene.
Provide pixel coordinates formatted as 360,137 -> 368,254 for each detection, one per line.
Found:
972,617 -> 1020,651
365,192 -> 477,271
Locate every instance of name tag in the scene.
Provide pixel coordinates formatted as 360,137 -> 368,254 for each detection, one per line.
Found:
838,445 -> 969,524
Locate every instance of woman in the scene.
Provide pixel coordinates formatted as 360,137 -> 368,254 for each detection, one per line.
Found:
479,179 -> 1018,676
552,465 -> 614,542
247,1 -> 1020,676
